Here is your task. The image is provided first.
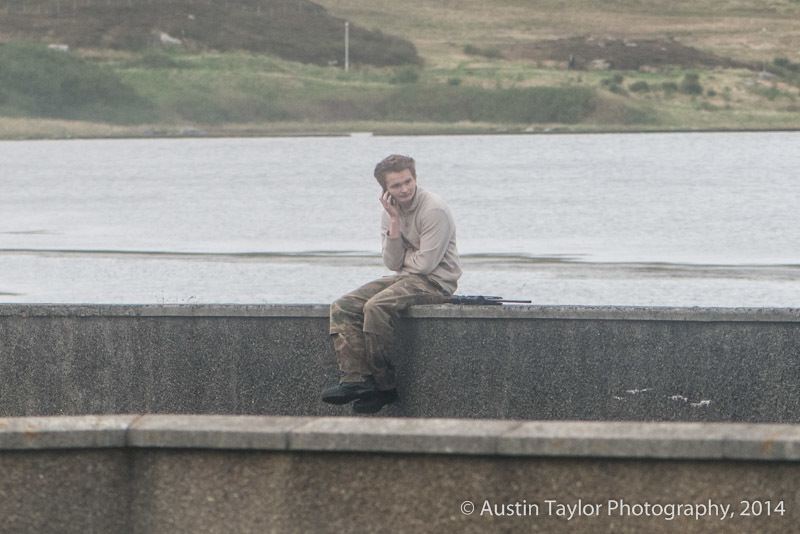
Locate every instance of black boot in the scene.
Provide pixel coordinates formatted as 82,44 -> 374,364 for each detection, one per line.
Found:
321,377 -> 379,405
352,388 -> 398,414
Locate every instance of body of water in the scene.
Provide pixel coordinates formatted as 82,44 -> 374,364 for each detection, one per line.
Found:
1,132 -> 798,306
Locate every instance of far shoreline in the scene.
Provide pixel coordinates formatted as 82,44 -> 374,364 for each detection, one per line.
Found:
2,120 -> 799,141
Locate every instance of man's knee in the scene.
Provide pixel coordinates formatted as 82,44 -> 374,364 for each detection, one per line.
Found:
362,296 -> 397,335
331,301 -> 362,337
329,297 -> 346,318
362,297 -> 386,320
331,293 -> 365,322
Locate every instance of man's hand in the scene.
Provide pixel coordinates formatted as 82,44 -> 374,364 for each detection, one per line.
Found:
380,191 -> 400,218
380,191 -> 401,237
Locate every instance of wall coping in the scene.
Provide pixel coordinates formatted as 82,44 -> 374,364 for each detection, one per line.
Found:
1,415 -> 798,461
1,304 -> 799,322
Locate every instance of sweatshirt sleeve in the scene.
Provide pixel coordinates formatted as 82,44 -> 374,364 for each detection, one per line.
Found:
401,208 -> 453,275
381,212 -> 405,271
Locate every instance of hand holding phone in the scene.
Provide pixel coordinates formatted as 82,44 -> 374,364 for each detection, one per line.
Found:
380,190 -> 400,218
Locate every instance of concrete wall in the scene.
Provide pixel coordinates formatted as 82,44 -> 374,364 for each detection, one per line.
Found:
1,415 -> 798,533
1,304 -> 799,422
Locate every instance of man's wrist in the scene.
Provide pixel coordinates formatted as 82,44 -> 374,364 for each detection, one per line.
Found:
387,218 -> 401,237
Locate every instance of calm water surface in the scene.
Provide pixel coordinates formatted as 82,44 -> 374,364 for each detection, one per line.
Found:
1,132 -> 798,306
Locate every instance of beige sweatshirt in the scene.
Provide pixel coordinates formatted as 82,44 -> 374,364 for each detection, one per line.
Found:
381,186 -> 461,295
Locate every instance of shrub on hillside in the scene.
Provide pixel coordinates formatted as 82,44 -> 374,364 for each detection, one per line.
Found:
679,73 -> 703,95
661,81 -> 679,93
767,57 -> 800,80
601,74 -> 625,86
773,57 -> 792,68
481,47 -> 503,59
629,81 -> 650,93
463,44 -> 504,59
391,66 -> 420,84
608,84 -> 628,96
601,74 -> 627,95
772,57 -> 800,72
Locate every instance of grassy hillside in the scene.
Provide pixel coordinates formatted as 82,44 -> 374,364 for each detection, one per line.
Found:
315,0 -> 800,66
1,0 -> 799,137
1,0 -> 419,66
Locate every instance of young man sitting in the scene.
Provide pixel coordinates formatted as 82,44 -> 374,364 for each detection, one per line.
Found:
323,154 -> 461,413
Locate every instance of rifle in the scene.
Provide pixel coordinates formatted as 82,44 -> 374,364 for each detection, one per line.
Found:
447,295 -> 531,305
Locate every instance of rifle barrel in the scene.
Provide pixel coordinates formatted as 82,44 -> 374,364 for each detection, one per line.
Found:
448,296 -> 531,304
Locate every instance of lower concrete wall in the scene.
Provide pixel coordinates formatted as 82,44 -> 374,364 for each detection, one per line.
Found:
1,304 -> 799,422
124,450 -> 800,534
1,415 -> 799,534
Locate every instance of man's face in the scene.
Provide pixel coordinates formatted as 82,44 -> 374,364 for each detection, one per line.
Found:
384,169 -> 417,209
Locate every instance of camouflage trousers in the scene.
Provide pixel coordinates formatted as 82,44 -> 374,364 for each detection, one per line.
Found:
329,274 -> 448,390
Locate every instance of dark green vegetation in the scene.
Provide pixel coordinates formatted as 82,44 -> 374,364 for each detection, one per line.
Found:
463,44 -> 504,60
768,57 -> 800,83
377,85 -> 596,124
0,43 -> 152,123
1,0 -> 419,67
679,73 -> 704,95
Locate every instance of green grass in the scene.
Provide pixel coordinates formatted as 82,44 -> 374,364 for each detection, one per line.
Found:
114,52 -> 603,125
0,42 -> 153,123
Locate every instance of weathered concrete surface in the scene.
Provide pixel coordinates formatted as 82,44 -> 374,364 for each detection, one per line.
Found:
1,304 -> 798,422
0,449 -> 133,533
0,305 -> 333,418
0,415 -> 798,533
5,414 -> 800,461
396,308 -> 800,422
127,451 -> 798,534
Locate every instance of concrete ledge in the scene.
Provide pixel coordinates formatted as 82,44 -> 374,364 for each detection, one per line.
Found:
0,415 -> 137,449
495,420 -> 800,460
0,303 -> 331,318
289,417 -> 520,456
129,414 -> 316,449
1,415 -> 799,461
411,304 -> 800,322
1,303 -> 799,322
